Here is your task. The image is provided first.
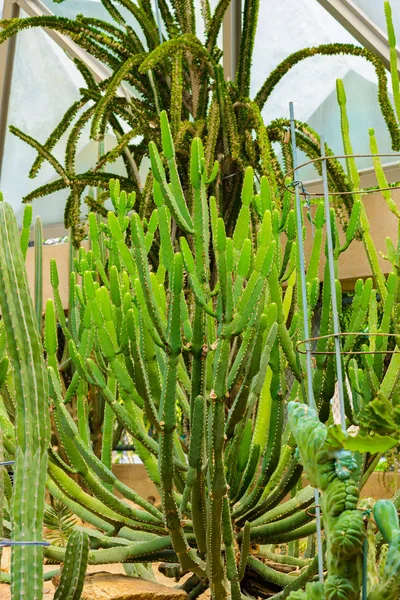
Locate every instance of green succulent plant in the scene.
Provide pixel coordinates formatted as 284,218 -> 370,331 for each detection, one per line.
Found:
287,405 -> 400,600
1,1 -> 400,244
1,98 -> 400,600
0,199 -> 50,599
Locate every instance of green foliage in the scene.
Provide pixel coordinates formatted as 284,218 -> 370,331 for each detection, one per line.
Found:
2,96 -> 400,598
44,501 -> 79,548
0,201 -> 50,599
1,1 -> 400,243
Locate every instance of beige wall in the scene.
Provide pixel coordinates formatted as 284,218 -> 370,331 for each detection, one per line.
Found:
112,464 -> 160,501
25,241 -> 89,311
302,184 -> 400,291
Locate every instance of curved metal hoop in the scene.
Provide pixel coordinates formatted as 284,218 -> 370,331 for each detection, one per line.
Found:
305,504 -> 322,518
284,152 -> 400,197
296,332 -> 400,356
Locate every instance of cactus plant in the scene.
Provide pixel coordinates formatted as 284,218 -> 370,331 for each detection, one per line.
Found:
0,200 -> 50,599
34,216 -> 43,332
287,403 -> 400,600
53,530 -> 89,600
1,2 -> 400,243
369,499 -> 400,600
288,402 -> 364,600
0,114 -> 320,597
1,97 -> 400,599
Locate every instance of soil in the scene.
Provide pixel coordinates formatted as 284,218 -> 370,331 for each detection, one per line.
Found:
0,549 -> 211,599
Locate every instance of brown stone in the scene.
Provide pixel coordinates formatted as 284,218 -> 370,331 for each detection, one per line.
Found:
53,572 -> 187,600
0,582 -> 54,599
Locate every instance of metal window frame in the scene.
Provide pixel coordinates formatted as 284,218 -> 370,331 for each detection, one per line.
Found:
223,0 -> 242,81
316,0 -> 400,72
0,0 -> 20,180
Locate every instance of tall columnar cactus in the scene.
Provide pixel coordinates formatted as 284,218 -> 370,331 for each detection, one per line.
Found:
1,1 -> 400,242
34,215 -> 43,332
0,200 -> 50,599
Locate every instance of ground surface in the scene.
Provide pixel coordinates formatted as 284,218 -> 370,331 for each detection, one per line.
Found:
0,549 -> 211,599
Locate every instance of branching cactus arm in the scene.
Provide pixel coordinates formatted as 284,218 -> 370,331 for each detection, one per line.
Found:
368,500 -> 400,600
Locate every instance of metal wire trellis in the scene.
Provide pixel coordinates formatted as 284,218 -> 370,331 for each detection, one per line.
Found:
289,102 -> 324,583
288,110 -> 400,595
297,332 -> 400,355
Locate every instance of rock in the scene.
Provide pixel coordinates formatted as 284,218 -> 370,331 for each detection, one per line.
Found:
53,572 -> 188,600
0,582 -> 54,599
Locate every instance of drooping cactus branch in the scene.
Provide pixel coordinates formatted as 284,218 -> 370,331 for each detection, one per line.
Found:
1,1 -> 400,243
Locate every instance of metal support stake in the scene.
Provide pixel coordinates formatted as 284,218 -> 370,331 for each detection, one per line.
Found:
320,136 -> 346,432
289,102 -> 324,583
362,537 -> 368,600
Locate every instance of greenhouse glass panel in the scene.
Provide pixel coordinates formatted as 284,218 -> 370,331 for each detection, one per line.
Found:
0,0 -> 219,227
352,0 -> 400,35
252,0 -> 399,180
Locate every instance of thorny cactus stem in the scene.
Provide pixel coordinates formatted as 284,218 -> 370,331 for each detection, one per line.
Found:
0,200 -> 50,600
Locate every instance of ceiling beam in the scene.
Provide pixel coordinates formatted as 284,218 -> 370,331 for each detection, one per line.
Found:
15,0 -> 113,83
223,0 -> 242,81
316,0 -> 400,73
0,0 -> 20,181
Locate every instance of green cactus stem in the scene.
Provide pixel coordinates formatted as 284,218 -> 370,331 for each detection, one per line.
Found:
0,201 -> 50,600
53,530 -> 89,600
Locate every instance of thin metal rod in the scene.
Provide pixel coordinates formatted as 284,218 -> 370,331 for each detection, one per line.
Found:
362,537 -> 368,600
290,102 -> 324,583
285,152 -> 400,180
0,540 -> 50,546
297,331 -> 400,355
320,135 -> 346,432
289,108 -> 314,410
286,182 -> 400,199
